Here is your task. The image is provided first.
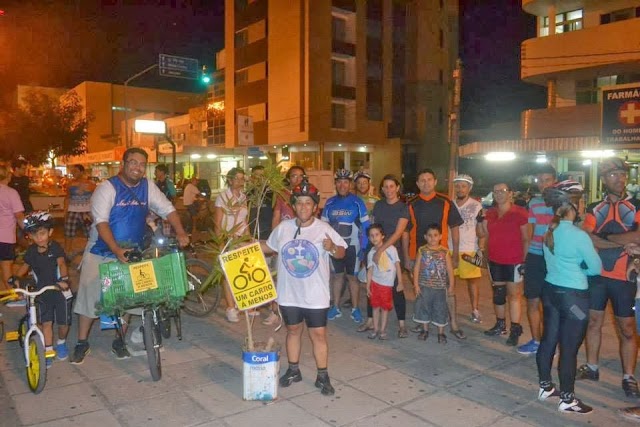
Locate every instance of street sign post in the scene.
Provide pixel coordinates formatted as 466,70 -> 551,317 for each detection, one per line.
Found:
158,54 -> 199,80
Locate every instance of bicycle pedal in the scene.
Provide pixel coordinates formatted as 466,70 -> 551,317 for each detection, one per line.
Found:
5,331 -> 19,341
45,350 -> 57,359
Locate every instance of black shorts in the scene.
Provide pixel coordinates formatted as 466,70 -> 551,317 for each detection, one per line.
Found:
331,245 -> 357,275
489,261 -> 523,283
588,275 -> 635,318
280,305 -> 328,328
524,253 -> 546,299
0,243 -> 15,261
37,290 -> 73,325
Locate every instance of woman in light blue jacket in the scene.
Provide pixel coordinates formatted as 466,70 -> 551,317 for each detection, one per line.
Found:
536,180 -> 602,415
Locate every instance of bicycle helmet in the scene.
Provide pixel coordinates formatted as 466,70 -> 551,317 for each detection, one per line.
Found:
23,211 -> 54,232
543,180 -> 583,209
453,174 -> 474,187
598,157 -> 629,176
334,169 -> 353,181
290,181 -> 320,205
353,171 -> 371,181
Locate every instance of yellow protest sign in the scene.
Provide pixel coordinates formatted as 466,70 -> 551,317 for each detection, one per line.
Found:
219,242 -> 276,310
129,261 -> 159,293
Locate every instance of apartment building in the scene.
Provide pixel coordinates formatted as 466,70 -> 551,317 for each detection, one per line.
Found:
222,0 -> 459,184
460,1 -> 640,200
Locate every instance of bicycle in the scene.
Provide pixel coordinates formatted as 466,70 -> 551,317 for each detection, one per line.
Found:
0,284 -> 60,394
181,239 -> 222,317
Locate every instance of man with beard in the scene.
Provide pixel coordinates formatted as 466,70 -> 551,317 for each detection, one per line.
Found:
70,148 -> 190,364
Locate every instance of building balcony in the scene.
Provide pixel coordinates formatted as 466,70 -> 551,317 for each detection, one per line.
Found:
332,84 -> 356,100
522,0 -> 589,16
235,0 -> 267,29
234,38 -> 267,70
332,40 -> 356,58
521,103 -> 599,139
234,79 -> 267,108
521,18 -> 640,85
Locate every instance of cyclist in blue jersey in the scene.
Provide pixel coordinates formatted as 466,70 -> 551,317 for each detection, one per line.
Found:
322,169 -> 370,323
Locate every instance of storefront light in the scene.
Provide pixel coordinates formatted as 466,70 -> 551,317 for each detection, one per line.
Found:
535,156 -> 547,163
259,155 -> 268,160
485,152 -> 516,161
582,159 -> 592,166
581,150 -> 615,158
206,154 -> 217,159
191,154 -> 202,159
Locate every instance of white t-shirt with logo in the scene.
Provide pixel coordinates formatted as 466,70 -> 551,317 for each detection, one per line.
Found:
449,198 -> 482,253
266,218 -> 347,309
367,245 -> 400,287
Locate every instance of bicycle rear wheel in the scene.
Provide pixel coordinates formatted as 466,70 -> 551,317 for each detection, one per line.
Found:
182,259 -> 221,317
142,310 -> 162,381
26,335 -> 46,394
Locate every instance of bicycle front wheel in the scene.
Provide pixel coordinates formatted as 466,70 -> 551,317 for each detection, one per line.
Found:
143,310 -> 162,381
182,259 -> 221,317
26,335 -> 47,394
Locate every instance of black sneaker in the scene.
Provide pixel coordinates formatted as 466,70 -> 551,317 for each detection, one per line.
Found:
576,364 -> 599,381
558,398 -> 593,414
315,376 -> 335,396
484,321 -> 507,336
538,385 -> 561,401
111,338 -> 131,360
279,368 -> 302,387
506,324 -> 523,346
623,377 -> 640,398
70,342 -> 91,365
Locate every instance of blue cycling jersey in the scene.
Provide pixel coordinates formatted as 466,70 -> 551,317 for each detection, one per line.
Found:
321,193 -> 370,249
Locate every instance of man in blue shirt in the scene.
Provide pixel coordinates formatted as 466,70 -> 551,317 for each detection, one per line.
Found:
322,169 -> 370,323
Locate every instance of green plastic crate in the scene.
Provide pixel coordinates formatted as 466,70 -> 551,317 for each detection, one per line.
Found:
99,252 -> 189,313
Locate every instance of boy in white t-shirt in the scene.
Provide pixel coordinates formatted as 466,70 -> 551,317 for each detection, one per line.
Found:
366,224 -> 402,340
261,182 -> 347,396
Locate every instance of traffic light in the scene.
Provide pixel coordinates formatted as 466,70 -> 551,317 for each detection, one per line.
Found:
201,65 -> 211,84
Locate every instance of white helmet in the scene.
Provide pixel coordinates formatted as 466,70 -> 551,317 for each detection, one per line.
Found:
453,174 -> 474,187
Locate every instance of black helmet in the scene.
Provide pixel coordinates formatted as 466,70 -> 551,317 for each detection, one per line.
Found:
290,181 -> 320,205
334,169 -> 353,181
23,211 -> 54,232
598,157 -> 629,177
543,180 -> 583,209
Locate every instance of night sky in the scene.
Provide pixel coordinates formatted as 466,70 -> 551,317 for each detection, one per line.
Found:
0,0 -> 545,130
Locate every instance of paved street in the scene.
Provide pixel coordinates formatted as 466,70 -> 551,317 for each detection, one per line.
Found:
0,226 -> 638,426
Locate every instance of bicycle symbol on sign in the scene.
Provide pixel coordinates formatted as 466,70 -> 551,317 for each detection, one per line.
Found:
233,257 -> 266,290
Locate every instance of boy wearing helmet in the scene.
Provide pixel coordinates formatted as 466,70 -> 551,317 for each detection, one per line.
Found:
261,182 -> 347,396
13,211 -> 72,367
578,157 -> 640,398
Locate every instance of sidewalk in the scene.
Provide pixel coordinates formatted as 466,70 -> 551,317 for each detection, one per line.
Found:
0,265 -> 638,426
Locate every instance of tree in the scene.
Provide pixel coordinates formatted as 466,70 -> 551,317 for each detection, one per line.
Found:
9,89 -> 90,167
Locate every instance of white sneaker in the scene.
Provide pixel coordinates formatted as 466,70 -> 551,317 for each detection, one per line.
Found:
226,308 -> 240,323
247,309 -> 260,317
538,386 -> 560,401
130,327 -> 143,344
262,312 -> 279,326
558,398 -> 593,414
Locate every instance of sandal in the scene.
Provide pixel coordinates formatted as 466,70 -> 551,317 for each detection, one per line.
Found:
378,332 -> 388,341
438,333 -> 447,344
410,324 -> 423,334
418,330 -> 428,341
357,323 -> 374,333
367,331 -> 378,340
398,327 -> 408,338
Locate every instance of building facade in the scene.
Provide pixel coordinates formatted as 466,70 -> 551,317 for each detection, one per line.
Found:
222,0 -> 459,185
460,1 -> 640,201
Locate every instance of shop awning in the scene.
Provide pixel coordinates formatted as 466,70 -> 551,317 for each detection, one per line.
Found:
459,136 -> 602,158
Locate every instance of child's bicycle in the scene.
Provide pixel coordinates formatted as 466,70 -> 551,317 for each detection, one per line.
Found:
0,284 -> 61,394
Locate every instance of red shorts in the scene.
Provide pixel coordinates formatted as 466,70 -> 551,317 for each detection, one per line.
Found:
370,280 -> 393,311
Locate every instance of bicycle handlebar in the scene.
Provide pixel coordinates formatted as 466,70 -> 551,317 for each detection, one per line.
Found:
11,285 -> 60,298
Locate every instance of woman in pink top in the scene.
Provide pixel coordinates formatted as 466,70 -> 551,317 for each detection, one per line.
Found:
0,163 -> 25,291
479,182 -> 529,347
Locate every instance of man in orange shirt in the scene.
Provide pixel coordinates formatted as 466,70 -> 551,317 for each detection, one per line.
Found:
579,158 -> 640,398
